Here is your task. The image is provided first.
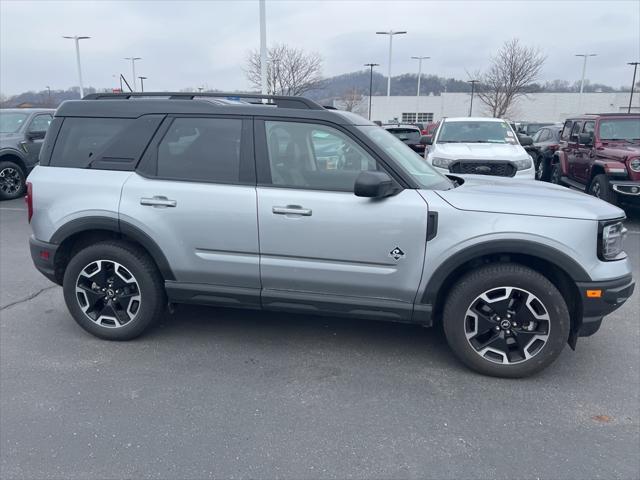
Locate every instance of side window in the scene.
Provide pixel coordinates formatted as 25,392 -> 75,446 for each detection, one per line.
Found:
583,121 -> 595,135
264,121 -> 378,191
569,121 -> 583,142
50,118 -> 132,168
28,114 -> 53,133
560,121 -> 573,141
157,117 -> 242,184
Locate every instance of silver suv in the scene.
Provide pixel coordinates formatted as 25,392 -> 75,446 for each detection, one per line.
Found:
27,93 -> 635,378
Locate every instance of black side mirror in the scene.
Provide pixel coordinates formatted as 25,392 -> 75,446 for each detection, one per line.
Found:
518,134 -> 533,146
420,135 -> 433,145
26,130 -> 46,140
578,133 -> 593,146
354,171 -> 397,198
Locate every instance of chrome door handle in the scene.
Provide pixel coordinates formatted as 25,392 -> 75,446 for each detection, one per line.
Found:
272,205 -> 312,216
140,196 -> 177,208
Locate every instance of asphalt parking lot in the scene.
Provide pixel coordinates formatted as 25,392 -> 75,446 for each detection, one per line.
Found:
1,197 -> 639,480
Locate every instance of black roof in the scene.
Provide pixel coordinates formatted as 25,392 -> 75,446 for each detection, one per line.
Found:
55,92 -> 374,126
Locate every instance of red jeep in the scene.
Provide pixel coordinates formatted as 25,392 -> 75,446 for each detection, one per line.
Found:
550,114 -> 640,207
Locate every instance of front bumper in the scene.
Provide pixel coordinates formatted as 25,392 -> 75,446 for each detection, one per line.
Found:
611,180 -> 640,201
29,235 -> 59,284
430,161 -> 535,179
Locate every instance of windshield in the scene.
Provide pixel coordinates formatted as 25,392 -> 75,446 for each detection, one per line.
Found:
599,118 -> 640,141
357,126 -> 453,190
0,112 -> 28,133
386,128 -> 421,142
437,120 -> 518,144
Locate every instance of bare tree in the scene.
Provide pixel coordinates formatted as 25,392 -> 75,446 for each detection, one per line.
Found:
339,88 -> 363,112
475,39 -> 546,118
246,44 -> 324,96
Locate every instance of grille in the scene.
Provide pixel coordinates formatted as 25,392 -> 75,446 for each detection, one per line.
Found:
449,160 -> 516,177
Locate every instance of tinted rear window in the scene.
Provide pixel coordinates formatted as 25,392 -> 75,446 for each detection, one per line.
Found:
386,128 -> 421,142
50,118 -> 132,168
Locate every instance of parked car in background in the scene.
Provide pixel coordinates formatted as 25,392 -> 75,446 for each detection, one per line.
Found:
0,108 -> 55,200
517,122 -> 555,137
425,117 -> 535,178
550,114 -> 640,207
420,121 -> 439,137
383,124 -> 426,154
531,124 -> 563,181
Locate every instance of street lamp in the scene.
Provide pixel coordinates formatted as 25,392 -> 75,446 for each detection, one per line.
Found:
467,80 -> 479,116
627,62 -> 639,113
45,86 -> 51,106
376,30 -> 407,97
138,76 -> 147,93
575,53 -> 597,94
259,0 -> 268,97
411,56 -> 430,122
364,63 -> 379,120
63,35 -> 90,98
124,57 -> 142,92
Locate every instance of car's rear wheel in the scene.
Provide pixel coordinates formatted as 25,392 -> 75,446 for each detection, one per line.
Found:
589,174 -> 617,205
442,264 -> 569,378
63,241 -> 166,340
0,160 -> 26,200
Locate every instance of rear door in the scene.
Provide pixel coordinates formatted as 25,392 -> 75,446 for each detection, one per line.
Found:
566,120 -> 583,179
574,120 -> 595,183
120,115 -> 260,304
255,118 -> 429,320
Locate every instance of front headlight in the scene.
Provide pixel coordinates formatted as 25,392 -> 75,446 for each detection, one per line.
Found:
629,158 -> 640,172
431,157 -> 454,169
599,220 -> 627,261
513,157 -> 533,171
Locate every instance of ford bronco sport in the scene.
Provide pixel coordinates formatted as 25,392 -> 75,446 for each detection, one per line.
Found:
550,114 -> 640,207
27,93 -> 634,378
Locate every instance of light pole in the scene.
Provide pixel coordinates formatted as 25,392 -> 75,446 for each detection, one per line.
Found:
627,62 -> 639,113
376,30 -> 407,97
364,63 -> 379,120
576,53 -> 597,94
124,57 -> 142,92
259,0 -> 268,96
467,80 -> 479,116
45,86 -> 51,106
411,56 -> 430,122
138,76 -> 147,93
63,35 -> 90,98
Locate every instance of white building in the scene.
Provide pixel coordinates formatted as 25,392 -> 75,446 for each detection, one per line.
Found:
356,92 -> 638,124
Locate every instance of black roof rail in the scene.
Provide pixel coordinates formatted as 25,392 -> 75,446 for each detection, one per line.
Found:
81,92 -> 324,110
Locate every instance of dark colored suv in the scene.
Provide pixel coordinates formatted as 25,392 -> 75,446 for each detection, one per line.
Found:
0,108 -> 55,200
382,124 -> 425,154
550,114 -> 640,207
531,125 -> 563,181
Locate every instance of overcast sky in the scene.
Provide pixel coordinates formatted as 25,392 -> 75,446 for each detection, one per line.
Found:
1,0 -> 639,96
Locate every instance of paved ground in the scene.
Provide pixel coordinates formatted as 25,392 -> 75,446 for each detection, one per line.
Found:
1,197 -> 639,480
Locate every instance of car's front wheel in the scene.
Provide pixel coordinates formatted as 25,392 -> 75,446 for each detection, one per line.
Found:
535,155 -> 550,182
0,160 -> 26,200
589,174 -> 617,205
443,264 -> 569,378
550,162 -> 562,185
63,241 -> 166,340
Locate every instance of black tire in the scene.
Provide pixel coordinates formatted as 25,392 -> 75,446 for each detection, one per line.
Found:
535,155 -> 550,182
442,263 -> 569,378
588,174 -> 617,205
0,160 -> 26,200
63,241 -> 166,340
550,162 -> 562,185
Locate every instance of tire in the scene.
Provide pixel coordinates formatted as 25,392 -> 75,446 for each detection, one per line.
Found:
442,263 -> 569,378
550,162 -> 562,185
63,241 -> 166,340
0,160 -> 26,200
535,155 -> 550,182
588,174 -> 617,205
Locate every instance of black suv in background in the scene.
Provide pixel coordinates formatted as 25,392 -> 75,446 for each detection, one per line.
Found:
531,124 -> 563,181
382,124 -> 425,154
0,108 -> 55,199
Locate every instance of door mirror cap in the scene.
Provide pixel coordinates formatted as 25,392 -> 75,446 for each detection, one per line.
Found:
354,171 -> 398,198
26,130 -> 46,140
518,134 -> 533,146
420,135 -> 433,145
578,133 -> 593,146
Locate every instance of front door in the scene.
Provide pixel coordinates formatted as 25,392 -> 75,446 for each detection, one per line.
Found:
25,113 -> 53,164
574,121 -> 595,183
255,119 -> 429,319
566,120 -> 583,180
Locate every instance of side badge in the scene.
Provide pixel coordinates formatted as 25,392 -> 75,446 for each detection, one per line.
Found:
389,246 -> 405,261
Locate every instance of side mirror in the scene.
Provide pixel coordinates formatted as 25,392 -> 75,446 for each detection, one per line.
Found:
354,171 -> 397,198
578,133 -> 593,146
420,135 -> 433,145
518,134 -> 533,146
26,130 -> 46,140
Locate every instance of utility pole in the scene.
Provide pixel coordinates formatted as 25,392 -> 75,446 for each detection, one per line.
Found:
467,80 -> 479,116
63,35 -> 90,98
138,76 -> 147,93
627,62 -> 639,113
259,0 -> 268,96
364,63 -> 379,120
124,57 -> 142,92
575,53 -> 597,112
411,56 -> 430,122
376,30 -> 407,97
